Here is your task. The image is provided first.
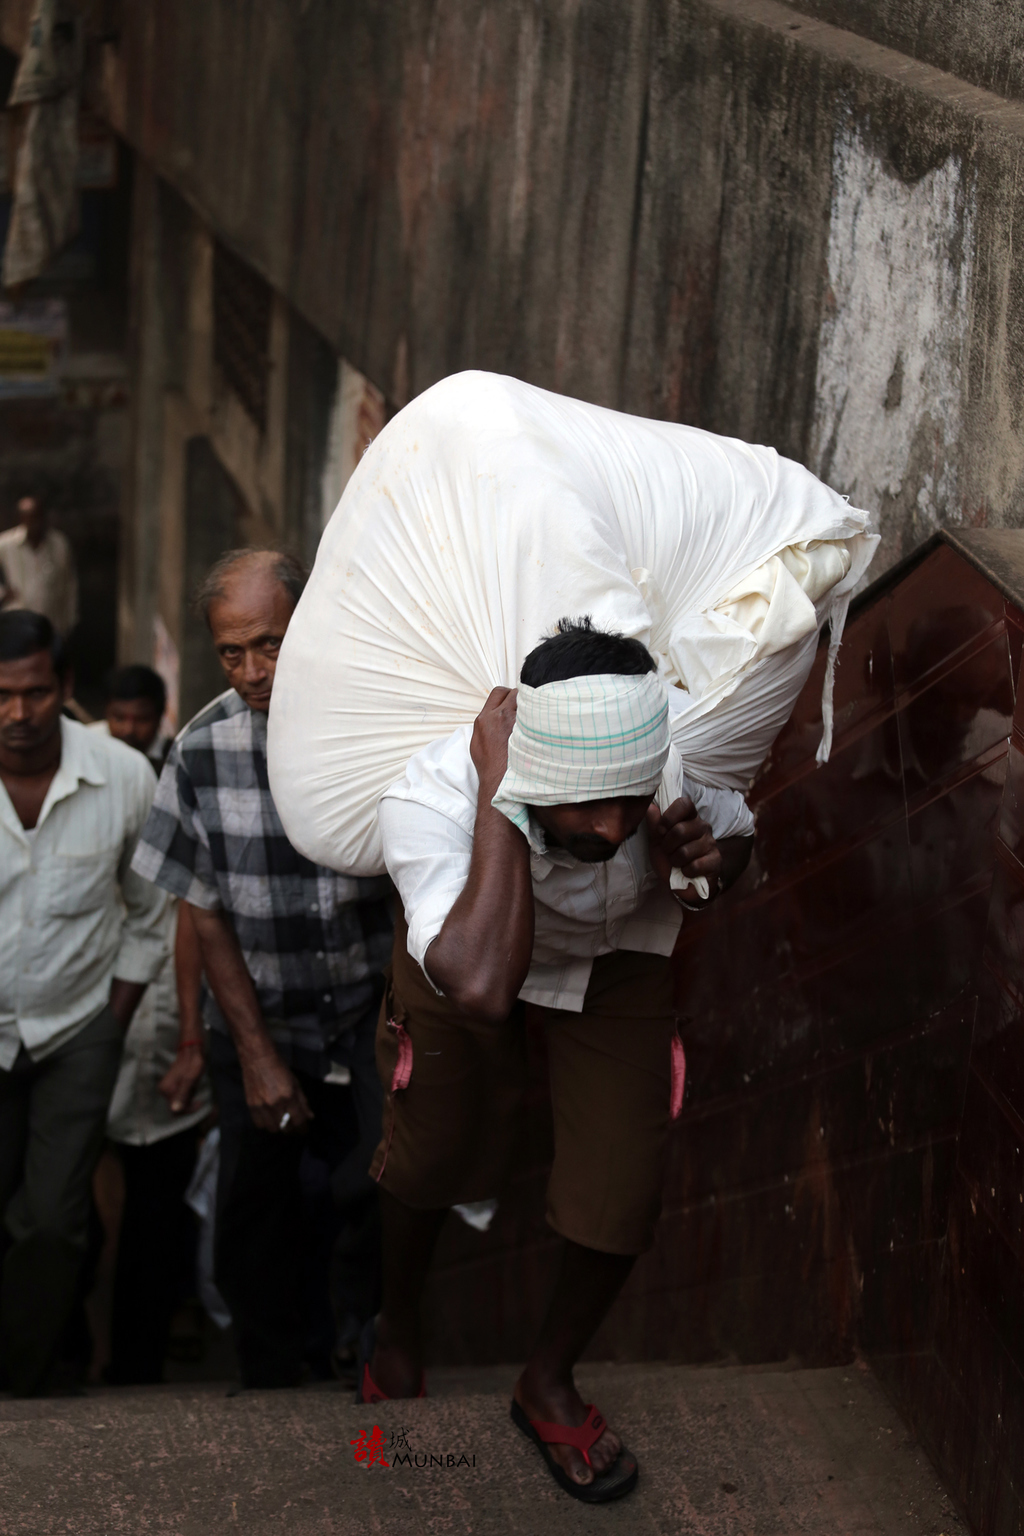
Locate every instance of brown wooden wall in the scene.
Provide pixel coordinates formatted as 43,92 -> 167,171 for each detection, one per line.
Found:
422,538 -> 1024,1535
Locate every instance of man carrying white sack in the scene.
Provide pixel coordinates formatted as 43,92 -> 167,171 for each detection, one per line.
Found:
264,374 -> 878,1496
365,615 -> 754,1503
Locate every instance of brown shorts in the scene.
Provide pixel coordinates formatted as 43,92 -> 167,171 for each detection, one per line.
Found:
369,914 -> 682,1255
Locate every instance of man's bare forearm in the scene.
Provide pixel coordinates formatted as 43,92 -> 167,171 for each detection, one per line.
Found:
174,901 -> 204,1042
109,977 -> 146,1031
186,902 -> 311,1131
425,796 -> 533,1024
185,902 -> 276,1064
719,834 -> 754,891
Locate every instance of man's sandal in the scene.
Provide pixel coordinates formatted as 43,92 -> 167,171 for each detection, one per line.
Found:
355,1316 -> 427,1405
510,1398 -> 639,1503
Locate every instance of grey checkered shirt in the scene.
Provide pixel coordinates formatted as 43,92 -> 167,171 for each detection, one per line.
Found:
131,690 -> 393,1078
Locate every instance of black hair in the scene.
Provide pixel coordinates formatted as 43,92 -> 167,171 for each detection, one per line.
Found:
520,615 -> 657,687
104,663 -> 167,717
0,609 -> 69,677
194,548 -> 308,627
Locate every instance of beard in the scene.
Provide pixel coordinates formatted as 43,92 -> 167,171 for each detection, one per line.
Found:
562,834 -> 619,862
543,827 -> 634,863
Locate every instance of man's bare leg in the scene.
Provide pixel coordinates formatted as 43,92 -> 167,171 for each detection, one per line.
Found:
371,1193 -> 635,1483
513,1240 -> 635,1486
369,1188 -> 448,1397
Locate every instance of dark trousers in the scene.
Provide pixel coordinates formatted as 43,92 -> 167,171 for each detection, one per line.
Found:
209,1008 -> 381,1389
108,1129 -> 200,1385
0,1007 -> 124,1396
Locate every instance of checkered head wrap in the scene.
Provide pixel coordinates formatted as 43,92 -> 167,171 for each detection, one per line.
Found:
491,672 -> 671,834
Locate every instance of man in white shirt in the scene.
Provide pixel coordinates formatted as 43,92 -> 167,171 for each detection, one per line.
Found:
0,494 -> 78,637
92,661 -> 212,1384
0,610 -> 168,1396
366,618 -> 754,1504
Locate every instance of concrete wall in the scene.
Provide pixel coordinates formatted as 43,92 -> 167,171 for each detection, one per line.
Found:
784,0 -> 1024,102
119,163 -> 316,722
115,158 -> 384,723
61,0 -> 1024,584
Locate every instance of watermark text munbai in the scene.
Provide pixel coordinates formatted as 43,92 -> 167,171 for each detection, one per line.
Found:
350,1426 -> 476,1470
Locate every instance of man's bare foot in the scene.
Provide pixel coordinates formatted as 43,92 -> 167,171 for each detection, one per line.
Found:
513,1365 -> 623,1486
368,1314 -> 423,1398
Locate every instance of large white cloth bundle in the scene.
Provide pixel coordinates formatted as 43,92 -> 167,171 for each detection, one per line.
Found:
269,372 -> 877,875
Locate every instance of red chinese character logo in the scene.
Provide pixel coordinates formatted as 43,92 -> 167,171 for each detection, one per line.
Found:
350,1426 -> 390,1467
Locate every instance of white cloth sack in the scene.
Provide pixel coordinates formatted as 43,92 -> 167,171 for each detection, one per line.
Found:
269,372 -> 877,875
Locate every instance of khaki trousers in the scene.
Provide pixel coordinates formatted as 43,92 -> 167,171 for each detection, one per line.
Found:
371,916 -> 681,1255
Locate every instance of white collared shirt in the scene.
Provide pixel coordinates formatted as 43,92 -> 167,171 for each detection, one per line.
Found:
378,725 -> 754,1012
0,718 -> 170,1068
0,524 -> 78,635
106,902 -> 213,1145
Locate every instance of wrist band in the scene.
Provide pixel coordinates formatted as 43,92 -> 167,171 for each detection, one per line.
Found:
675,874 -> 722,910
176,1039 -> 204,1055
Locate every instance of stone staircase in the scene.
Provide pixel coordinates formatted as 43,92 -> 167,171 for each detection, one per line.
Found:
1,1359 -> 963,1535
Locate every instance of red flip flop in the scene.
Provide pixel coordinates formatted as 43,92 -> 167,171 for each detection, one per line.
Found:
359,1361 -> 427,1404
510,1398 -> 639,1503
355,1317 -> 426,1404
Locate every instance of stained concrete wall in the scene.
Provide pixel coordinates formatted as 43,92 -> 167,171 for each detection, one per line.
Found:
115,154 -> 386,716
785,0 -> 1024,102
46,0 -> 1022,584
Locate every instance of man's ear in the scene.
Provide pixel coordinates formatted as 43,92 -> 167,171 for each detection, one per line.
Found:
61,669 -> 75,705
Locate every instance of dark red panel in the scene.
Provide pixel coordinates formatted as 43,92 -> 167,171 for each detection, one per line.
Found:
906,750 -> 1007,904
889,543 -> 1008,695
823,998 -> 974,1162
811,887 -> 988,1060
913,1350 -> 1021,1536
1005,601 -> 1024,708
788,819 -> 914,965
674,995 -> 970,1192
957,1070 -> 1024,1265
679,973 -> 820,1104
754,715 -> 906,881
897,632 -> 1013,790
973,965 -> 1024,1127
859,1240 -> 945,1356
653,1255 -> 856,1367
941,1179 -> 1024,1396
935,1179 -> 1024,1460
982,856 -> 1024,1006
996,740 -> 1024,872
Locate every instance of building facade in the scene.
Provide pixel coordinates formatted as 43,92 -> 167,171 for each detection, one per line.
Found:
4,1 -> 1024,722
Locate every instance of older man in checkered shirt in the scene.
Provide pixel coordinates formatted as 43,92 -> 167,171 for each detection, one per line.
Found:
132,549 -> 392,1388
